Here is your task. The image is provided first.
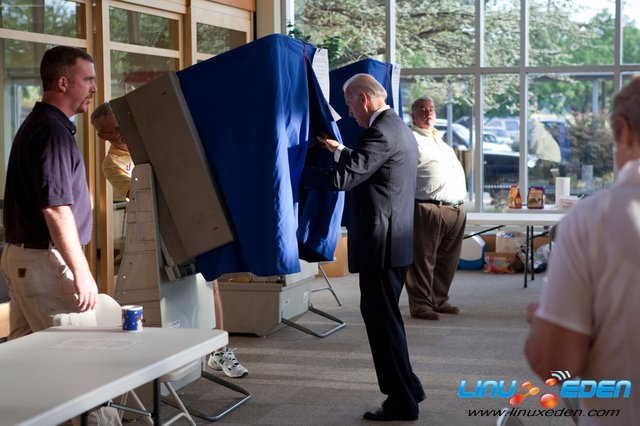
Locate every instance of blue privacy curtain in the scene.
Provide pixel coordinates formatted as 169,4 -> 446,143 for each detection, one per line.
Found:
177,34 -> 344,280
329,58 -> 403,226
329,58 -> 403,149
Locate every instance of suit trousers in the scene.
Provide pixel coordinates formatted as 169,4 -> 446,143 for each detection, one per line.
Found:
359,267 -> 424,416
405,202 -> 466,315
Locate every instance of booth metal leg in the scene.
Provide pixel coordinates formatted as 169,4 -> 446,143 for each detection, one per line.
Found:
161,369 -> 251,422
281,304 -> 346,338
312,264 -> 342,306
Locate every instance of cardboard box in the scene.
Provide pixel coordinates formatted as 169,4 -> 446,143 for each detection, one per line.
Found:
496,231 -> 526,253
320,236 -> 349,277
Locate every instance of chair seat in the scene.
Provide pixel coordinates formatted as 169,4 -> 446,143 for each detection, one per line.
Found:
161,359 -> 201,382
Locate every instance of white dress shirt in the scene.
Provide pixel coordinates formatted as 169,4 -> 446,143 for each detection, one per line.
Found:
412,125 -> 466,202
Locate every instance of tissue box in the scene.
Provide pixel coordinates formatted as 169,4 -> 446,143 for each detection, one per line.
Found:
558,196 -> 580,209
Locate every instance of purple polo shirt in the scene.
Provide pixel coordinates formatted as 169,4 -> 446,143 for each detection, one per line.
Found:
3,102 -> 92,245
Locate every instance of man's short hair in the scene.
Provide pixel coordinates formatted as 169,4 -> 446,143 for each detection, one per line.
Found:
612,75 -> 640,140
343,73 -> 387,100
90,102 -> 115,128
40,46 -> 94,91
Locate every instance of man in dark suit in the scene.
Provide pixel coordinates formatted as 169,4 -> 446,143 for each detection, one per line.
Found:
304,73 -> 424,421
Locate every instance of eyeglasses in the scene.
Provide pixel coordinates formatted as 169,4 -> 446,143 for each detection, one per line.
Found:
99,126 -> 120,135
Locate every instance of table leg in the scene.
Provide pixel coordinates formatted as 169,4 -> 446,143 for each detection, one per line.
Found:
81,411 -> 89,426
530,225 -> 535,282
152,378 -> 160,425
524,226 -> 529,288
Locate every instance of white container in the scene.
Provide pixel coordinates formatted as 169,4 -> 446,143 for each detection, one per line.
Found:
555,177 -> 570,202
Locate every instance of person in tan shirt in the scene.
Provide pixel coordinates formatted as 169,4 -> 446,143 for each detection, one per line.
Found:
91,102 -> 132,201
91,102 -> 248,378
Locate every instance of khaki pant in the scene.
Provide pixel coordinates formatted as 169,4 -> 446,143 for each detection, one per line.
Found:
0,243 -> 96,339
405,203 -> 466,315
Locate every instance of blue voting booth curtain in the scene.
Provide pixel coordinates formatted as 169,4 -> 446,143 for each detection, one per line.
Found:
329,59 -> 402,149
177,34 -> 343,280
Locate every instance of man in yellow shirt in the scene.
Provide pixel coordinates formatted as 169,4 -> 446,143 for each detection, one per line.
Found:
91,102 -> 133,201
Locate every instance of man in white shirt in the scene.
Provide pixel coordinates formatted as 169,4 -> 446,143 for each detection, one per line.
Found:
525,76 -> 640,425
406,96 -> 467,320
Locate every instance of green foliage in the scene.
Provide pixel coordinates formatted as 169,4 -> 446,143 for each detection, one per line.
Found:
287,22 -> 343,62
292,0 -> 385,68
567,111 -> 614,178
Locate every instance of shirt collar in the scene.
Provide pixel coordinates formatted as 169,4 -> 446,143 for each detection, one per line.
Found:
369,105 -> 391,127
34,101 -> 77,135
411,124 -> 437,138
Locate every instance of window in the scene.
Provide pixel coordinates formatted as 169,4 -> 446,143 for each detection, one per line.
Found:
293,0 -> 385,68
529,0 -> 615,66
528,74 -> 614,201
622,0 -> 640,64
0,0 -> 86,38
396,0 -> 475,68
290,0 -> 640,211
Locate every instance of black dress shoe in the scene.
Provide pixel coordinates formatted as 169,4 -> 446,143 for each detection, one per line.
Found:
363,408 -> 418,421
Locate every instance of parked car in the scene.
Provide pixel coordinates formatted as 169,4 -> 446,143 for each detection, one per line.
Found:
435,120 -> 512,152
434,119 -> 471,148
433,119 -> 537,195
484,117 -> 520,143
482,132 -> 514,152
484,126 -> 517,150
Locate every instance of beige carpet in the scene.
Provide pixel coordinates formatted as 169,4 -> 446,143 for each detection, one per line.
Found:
148,270 -> 572,426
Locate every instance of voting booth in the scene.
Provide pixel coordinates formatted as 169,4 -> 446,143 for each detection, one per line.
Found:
112,34 -> 345,337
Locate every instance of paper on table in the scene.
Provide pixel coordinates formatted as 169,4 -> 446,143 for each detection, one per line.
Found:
52,338 -> 139,350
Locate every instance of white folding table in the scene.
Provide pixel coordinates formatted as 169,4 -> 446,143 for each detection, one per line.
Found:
0,326 -> 227,426
466,211 -> 566,287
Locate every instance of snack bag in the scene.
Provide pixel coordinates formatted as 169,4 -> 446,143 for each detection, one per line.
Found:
508,185 -> 522,209
527,186 -> 545,209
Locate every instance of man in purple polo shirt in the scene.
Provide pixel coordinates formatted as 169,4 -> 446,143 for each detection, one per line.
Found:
1,46 -> 98,339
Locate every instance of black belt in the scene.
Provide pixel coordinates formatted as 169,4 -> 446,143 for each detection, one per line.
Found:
418,199 -> 464,207
20,241 -> 52,250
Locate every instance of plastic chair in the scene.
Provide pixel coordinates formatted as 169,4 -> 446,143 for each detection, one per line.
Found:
95,294 -> 196,426
94,294 -> 251,424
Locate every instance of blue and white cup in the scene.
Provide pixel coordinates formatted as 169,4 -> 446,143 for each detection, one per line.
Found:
122,305 -> 144,331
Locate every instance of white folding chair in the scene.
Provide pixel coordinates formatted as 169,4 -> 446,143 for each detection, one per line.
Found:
95,294 -> 251,424
95,294 -> 196,426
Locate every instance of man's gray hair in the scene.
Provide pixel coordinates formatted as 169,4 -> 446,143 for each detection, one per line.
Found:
411,96 -> 434,114
90,101 -> 114,127
343,73 -> 387,100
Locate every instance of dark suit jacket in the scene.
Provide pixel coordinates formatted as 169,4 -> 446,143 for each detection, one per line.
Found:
304,109 -> 418,273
